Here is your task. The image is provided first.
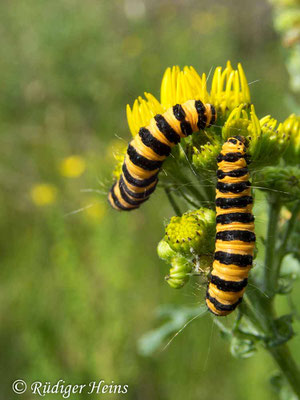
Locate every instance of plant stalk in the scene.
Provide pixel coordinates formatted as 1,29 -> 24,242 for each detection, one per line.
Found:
245,289 -> 300,398
164,187 -> 182,216
273,201 -> 300,291
263,197 -> 282,297
269,344 -> 300,399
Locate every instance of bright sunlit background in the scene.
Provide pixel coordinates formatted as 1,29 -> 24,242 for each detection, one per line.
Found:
1,1 -> 298,399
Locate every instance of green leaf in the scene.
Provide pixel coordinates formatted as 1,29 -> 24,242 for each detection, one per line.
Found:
278,254 -> 300,293
230,336 -> 257,359
137,305 -> 207,356
267,314 -> 294,347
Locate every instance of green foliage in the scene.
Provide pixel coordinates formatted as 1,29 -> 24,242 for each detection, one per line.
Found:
254,166 -> 300,201
270,372 -> 299,400
230,337 -> 257,359
270,0 -> 300,97
191,140 -> 221,172
138,305 -> 207,356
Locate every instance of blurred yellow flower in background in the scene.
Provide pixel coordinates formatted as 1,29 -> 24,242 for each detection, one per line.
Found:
83,197 -> 106,221
282,113 -> 300,163
60,155 -> 86,178
30,183 -> 57,206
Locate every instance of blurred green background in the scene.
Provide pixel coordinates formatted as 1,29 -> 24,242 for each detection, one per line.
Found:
1,0 -> 299,399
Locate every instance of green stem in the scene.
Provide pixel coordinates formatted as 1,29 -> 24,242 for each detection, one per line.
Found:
244,289 -> 275,336
273,201 -> 300,291
244,290 -> 300,398
269,345 -> 300,399
164,187 -> 182,216
167,166 -> 209,203
263,197 -> 282,297
178,189 -> 201,209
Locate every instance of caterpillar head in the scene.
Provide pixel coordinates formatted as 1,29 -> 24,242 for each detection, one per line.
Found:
220,136 -> 248,157
232,135 -> 249,147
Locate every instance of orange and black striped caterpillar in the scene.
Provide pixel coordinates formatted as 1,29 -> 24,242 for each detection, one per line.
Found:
206,136 -> 255,316
108,100 -> 216,211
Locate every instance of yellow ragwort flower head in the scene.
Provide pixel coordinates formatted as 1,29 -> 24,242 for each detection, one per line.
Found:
125,61 -> 250,138
282,113 -> 300,164
257,115 -> 290,162
222,104 -> 260,141
160,65 -> 210,109
30,183 -> 57,206
210,61 -> 251,115
126,92 -> 164,136
60,155 -> 86,178
223,104 -> 290,165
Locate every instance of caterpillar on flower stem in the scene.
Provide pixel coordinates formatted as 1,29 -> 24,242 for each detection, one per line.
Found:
108,100 -> 216,211
206,136 -> 255,316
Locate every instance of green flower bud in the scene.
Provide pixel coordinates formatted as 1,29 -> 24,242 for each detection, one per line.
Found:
157,239 -> 177,263
254,166 -> 300,201
165,255 -> 193,289
190,208 -> 216,231
164,208 -> 216,257
282,114 -> 300,164
191,140 -> 221,172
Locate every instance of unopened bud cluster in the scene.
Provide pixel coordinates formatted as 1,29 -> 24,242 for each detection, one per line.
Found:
157,208 -> 215,289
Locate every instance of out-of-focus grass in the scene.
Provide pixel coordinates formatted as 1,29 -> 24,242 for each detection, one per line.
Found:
0,1 -> 299,399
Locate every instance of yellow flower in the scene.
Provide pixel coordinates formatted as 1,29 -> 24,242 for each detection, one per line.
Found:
257,114 -> 290,161
126,92 -> 165,136
30,183 -> 57,206
83,197 -> 106,221
126,92 -> 164,136
222,103 -> 260,141
282,113 -> 300,164
60,155 -> 86,178
283,113 -> 300,136
210,61 -> 251,115
125,61 -> 251,137
160,65 -> 209,109
223,104 -> 290,165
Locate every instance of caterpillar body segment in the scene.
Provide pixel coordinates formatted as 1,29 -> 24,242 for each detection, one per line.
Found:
206,136 -> 255,316
108,100 -> 217,211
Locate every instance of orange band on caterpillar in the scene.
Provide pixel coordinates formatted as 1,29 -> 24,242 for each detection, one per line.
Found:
206,136 -> 255,316
108,100 -> 216,211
